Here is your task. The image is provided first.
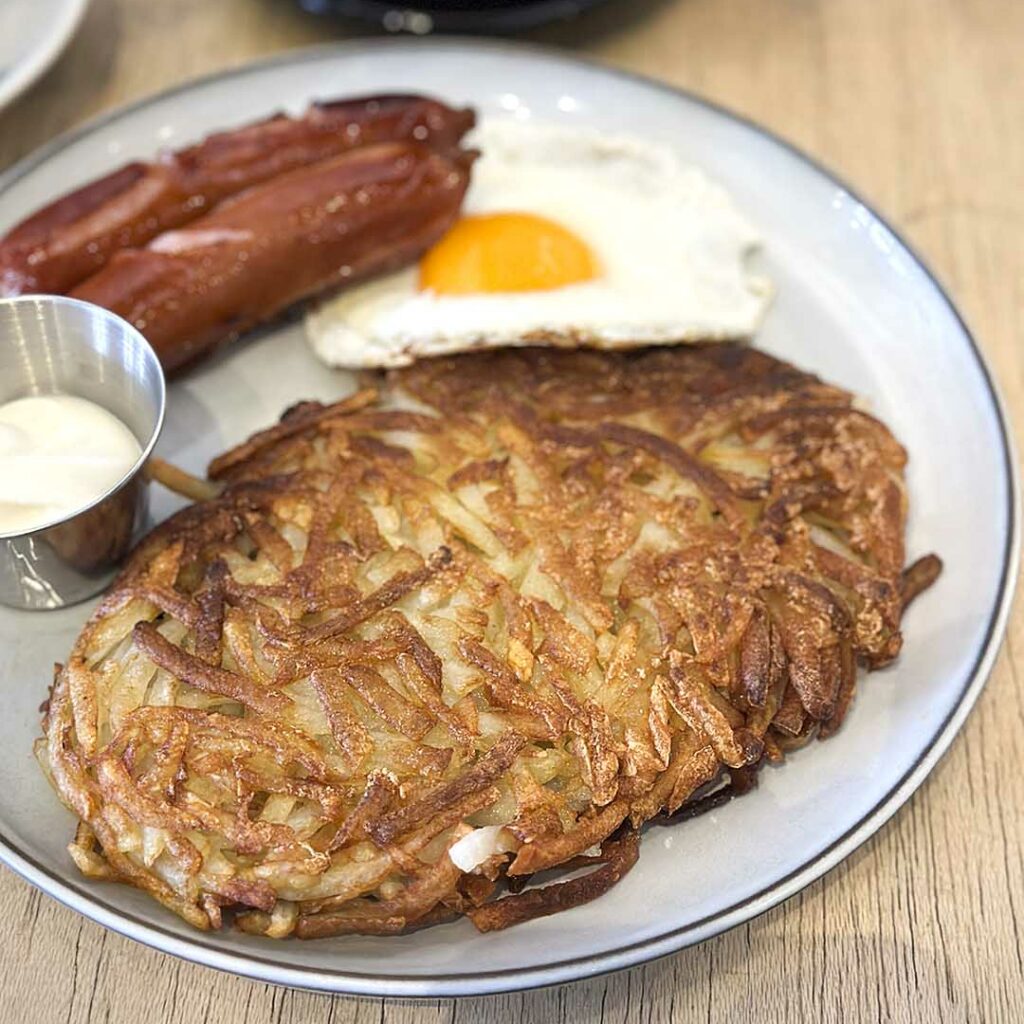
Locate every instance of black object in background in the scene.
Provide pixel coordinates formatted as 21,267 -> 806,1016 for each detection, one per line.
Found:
297,0 -> 614,34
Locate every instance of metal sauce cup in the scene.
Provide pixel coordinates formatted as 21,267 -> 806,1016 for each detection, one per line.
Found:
0,296 -> 166,610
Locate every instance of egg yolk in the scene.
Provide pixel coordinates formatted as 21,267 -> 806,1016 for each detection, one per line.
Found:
419,213 -> 600,295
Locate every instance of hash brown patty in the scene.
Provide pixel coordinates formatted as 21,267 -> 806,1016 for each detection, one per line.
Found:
39,344 -> 939,937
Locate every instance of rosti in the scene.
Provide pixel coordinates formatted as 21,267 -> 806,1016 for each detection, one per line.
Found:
38,344 -> 940,937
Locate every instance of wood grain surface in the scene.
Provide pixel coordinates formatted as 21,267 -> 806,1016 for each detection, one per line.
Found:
1,0 -> 1021,1021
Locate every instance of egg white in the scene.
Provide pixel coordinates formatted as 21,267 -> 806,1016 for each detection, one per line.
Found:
306,119 -> 772,368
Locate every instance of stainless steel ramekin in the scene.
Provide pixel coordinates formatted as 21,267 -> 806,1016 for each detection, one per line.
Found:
0,296 -> 166,610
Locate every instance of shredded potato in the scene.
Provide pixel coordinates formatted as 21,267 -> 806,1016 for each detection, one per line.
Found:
38,345 -> 939,937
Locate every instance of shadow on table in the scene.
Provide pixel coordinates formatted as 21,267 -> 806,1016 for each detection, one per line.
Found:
529,0 -> 675,47
275,0 -> 675,49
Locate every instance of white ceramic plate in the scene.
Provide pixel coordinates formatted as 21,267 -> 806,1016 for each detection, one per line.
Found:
0,40 -> 1017,998
0,0 -> 89,111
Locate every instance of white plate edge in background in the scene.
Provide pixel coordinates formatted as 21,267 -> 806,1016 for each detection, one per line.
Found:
0,0 -> 89,112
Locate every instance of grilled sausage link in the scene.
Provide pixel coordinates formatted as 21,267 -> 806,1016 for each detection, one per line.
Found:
0,95 -> 474,296
71,141 -> 475,373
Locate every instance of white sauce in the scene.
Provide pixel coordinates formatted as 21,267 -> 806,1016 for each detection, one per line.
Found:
0,394 -> 142,535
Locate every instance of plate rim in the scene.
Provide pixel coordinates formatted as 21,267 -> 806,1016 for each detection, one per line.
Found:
0,36 -> 1018,999
0,0 -> 90,112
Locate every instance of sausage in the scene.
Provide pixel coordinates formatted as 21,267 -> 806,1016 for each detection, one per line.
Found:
0,95 -> 474,296
71,141 -> 475,373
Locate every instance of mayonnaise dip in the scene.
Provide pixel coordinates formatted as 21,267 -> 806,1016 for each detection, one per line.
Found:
0,394 -> 142,535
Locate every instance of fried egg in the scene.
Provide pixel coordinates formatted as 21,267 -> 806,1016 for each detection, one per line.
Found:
306,119 -> 772,368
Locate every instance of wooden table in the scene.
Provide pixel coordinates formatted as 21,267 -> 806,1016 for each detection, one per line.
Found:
1,1 -> 1021,1021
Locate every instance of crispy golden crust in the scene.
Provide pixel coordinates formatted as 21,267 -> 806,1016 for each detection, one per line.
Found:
38,344 -> 938,937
